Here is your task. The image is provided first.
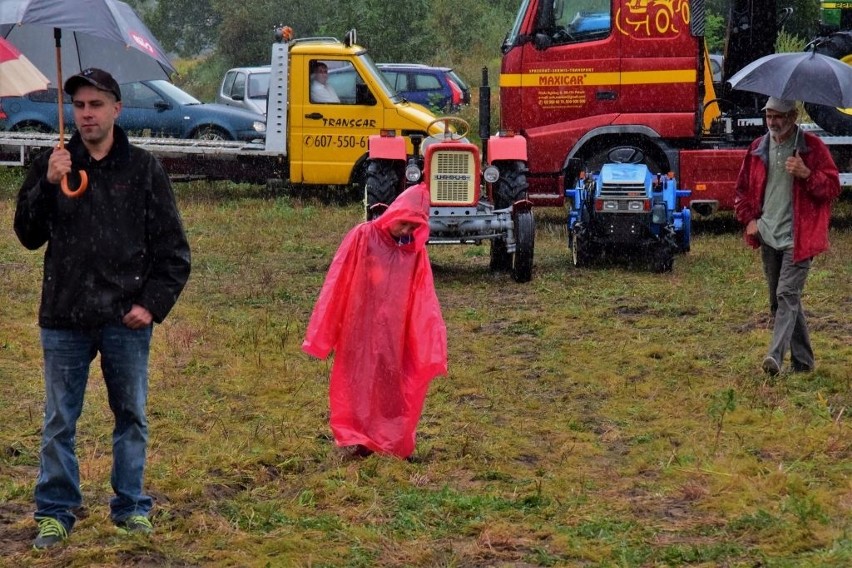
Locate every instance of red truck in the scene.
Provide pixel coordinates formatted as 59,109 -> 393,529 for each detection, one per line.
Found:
498,0 -> 852,215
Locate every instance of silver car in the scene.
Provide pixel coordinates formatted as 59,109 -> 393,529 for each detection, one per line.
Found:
217,66 -> 270,115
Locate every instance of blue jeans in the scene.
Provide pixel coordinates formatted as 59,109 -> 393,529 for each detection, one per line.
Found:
35,324 -> 153,531
761,245 -> 814,371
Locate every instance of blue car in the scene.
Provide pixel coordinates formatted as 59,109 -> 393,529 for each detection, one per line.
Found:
327,63 -> 471,112
0,80 -> 266,141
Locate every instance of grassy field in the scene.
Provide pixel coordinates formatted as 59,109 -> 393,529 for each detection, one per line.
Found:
1,175 -> 850,567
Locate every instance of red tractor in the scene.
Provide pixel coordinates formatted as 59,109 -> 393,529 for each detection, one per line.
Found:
363,114 -> 535,282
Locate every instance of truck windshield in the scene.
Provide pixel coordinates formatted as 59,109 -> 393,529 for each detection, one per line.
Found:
503,0 -> 531,52
551,0 -> 611,44
356,53 -> 399,102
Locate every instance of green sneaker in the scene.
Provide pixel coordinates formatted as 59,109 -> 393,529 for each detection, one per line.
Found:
116,514 -> 154,535
33,517 -> 68,550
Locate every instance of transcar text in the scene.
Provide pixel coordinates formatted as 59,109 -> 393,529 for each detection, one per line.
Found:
321,118 -> 378,128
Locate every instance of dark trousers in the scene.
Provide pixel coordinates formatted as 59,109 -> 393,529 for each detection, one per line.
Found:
761,245 -> 814,371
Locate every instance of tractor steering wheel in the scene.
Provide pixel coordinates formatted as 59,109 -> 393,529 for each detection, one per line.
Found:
426,117 -> 470,141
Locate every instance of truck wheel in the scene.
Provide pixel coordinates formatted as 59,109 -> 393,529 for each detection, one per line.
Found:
511,209 -> 535,283
493,161 -> 529,210
651,244 -> 674,273
804,32 -> 852,135
490,239 -> 512,272
365,159 -> 401,220
571,229 -> 595,268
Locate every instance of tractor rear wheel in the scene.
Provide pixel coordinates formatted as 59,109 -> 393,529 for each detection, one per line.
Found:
512,209 -> 535,283
364,159 -> 401,220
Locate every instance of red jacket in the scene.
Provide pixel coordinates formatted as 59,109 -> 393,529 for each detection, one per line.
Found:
734,130 -> 840,262
302,184 -> 447,458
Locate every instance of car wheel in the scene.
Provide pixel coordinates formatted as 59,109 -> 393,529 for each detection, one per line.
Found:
193,126 -> 232,140
10,121 -> 52,133
512,209 -> 535,283
364,159 -> 401,220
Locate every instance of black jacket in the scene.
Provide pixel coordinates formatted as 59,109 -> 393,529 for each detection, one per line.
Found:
14,126 -> 191,329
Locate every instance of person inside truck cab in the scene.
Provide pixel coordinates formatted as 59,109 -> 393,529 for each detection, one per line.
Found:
310,61 -> 340,103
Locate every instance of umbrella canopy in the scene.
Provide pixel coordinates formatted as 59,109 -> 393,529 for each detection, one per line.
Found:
0,35 -> 49,96
0,0 -> 175,197
727,51 -> 852,108
0,0 -> 174,85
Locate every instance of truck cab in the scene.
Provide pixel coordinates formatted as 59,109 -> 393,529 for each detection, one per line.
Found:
268,28 -> 437,188
500,0 -> 701,205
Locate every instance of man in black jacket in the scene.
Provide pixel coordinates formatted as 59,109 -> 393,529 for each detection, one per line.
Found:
14,68 -> 191,549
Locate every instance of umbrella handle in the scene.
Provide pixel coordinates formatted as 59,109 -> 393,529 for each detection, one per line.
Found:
61,170 -> 89,197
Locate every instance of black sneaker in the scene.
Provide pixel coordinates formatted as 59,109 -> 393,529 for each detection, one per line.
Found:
762,356 -> 781,376
33,517 -> 68,550
116,514 -> 153,535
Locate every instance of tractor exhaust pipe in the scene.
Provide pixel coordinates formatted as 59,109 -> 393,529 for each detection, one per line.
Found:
479,66 -> 490,163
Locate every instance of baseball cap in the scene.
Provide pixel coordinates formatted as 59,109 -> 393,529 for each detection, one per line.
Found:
64,68 -> 122,101
762,97 -> 796,113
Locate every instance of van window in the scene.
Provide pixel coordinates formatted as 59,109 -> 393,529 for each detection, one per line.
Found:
324,61 -> 377,106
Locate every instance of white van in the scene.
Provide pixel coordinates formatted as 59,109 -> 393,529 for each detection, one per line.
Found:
217,66 -> 270,115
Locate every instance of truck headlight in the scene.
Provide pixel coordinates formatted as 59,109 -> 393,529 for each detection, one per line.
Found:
253,121 -> 266,133
483,165 -> 500,184
405,164 -> 422,182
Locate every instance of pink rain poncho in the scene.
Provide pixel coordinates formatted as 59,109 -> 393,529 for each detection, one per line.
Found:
302,183 -> 447,458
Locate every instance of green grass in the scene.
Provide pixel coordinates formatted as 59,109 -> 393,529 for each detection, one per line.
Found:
1,173 -> 850,567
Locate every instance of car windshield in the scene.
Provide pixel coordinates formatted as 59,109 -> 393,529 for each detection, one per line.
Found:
147,80 -> 201,105
248,73 -> 270,99
447,70 -> 469,91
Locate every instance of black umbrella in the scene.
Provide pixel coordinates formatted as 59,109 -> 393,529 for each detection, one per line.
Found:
727,51 -> 852,108
0,0 -> 175,197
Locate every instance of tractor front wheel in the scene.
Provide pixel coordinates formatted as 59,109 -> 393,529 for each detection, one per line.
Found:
512,209 -> 535,283
571,227 -> 595,268
364,159 -> 401,220
494,161 -> 530,210
650,243 -> 674,273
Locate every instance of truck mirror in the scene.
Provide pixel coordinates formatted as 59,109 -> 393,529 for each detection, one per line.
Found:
356,84 -> 376,106
534,33 -> 553,50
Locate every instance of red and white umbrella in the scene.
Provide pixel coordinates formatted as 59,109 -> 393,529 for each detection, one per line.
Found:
0,35 -> 49,97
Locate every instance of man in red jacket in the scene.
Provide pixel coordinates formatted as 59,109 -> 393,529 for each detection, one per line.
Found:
734,97 -> 840,376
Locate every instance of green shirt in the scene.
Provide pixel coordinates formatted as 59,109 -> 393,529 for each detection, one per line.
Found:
758,130 -> 796,250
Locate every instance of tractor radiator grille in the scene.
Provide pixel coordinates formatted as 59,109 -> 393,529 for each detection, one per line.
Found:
429,150 -> 476,204
599,181 -> 647,198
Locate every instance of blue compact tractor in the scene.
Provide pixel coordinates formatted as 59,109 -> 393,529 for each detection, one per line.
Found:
566,163 -> 691,272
